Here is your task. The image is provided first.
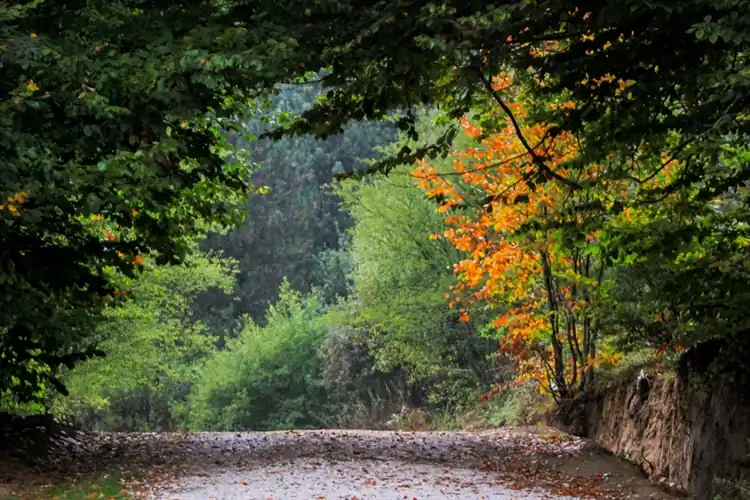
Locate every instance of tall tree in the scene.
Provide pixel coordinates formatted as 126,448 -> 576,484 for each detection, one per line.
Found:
414,91 -> 620,399
0,0 -> 295,399
328,113 -> 501,408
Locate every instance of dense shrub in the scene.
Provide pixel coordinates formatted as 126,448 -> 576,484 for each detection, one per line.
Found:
189,283 -> 335,431
52,253 -> 235,431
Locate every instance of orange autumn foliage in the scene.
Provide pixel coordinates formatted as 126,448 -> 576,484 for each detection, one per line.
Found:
0,191 -> 28,216
413,86 -> 617,399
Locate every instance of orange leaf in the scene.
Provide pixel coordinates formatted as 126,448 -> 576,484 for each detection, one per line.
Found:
492,314 -> 510,328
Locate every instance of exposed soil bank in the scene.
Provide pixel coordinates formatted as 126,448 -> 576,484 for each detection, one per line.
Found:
550,370 -> 750,500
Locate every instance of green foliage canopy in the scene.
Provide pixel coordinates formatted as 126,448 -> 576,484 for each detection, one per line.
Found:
248,0 -> 750,363
0,0 -> 299,398
5,0 -> 750,406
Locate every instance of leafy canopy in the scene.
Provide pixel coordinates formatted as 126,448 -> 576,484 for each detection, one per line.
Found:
0,0 -> 300,398
257,0 -> 750,370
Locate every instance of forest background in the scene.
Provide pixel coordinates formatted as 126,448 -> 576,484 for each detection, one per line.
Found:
2,0 -> 749,443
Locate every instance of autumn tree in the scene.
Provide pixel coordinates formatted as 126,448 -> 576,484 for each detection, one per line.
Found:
412,70 -> 701,398
249,1 -> 750,374
415,85 -> 598,398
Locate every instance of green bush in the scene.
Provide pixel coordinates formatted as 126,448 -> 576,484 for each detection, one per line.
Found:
485,383 -> 549,427
331,152 -> 500,412
0,390 -> 48,417
189,282 -> 336,430
52,252 -> 235,431
319,323 -> 418,428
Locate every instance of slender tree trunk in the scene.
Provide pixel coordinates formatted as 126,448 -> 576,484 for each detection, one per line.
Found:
540,249 -> 567,399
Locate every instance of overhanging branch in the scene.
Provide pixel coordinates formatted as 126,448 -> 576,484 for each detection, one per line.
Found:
475,68 -> 583,191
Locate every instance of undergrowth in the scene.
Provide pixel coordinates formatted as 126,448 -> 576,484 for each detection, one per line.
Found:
714,478 -> 750,500
385,383 -> 552,431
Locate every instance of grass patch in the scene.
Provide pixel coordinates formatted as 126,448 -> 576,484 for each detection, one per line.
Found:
0,476 -> 131,500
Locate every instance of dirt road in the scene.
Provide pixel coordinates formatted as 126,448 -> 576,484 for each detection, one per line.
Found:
1,427 -> 675,499
108,428 -> 673,499
159,458 -> 578,499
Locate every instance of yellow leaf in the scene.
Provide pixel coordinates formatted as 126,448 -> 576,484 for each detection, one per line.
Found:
24,80 -> 39,92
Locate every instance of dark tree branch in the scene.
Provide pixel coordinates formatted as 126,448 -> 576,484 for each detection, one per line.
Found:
474,68 -> 584,191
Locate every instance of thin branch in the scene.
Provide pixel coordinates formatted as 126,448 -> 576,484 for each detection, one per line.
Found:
505,31 -> 584,45
633,94 -> 740,185
411,150 -> 531,177
475,68 -> 583,191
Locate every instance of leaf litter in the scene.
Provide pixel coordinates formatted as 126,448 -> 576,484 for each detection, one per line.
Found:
1,427 -> 676,499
